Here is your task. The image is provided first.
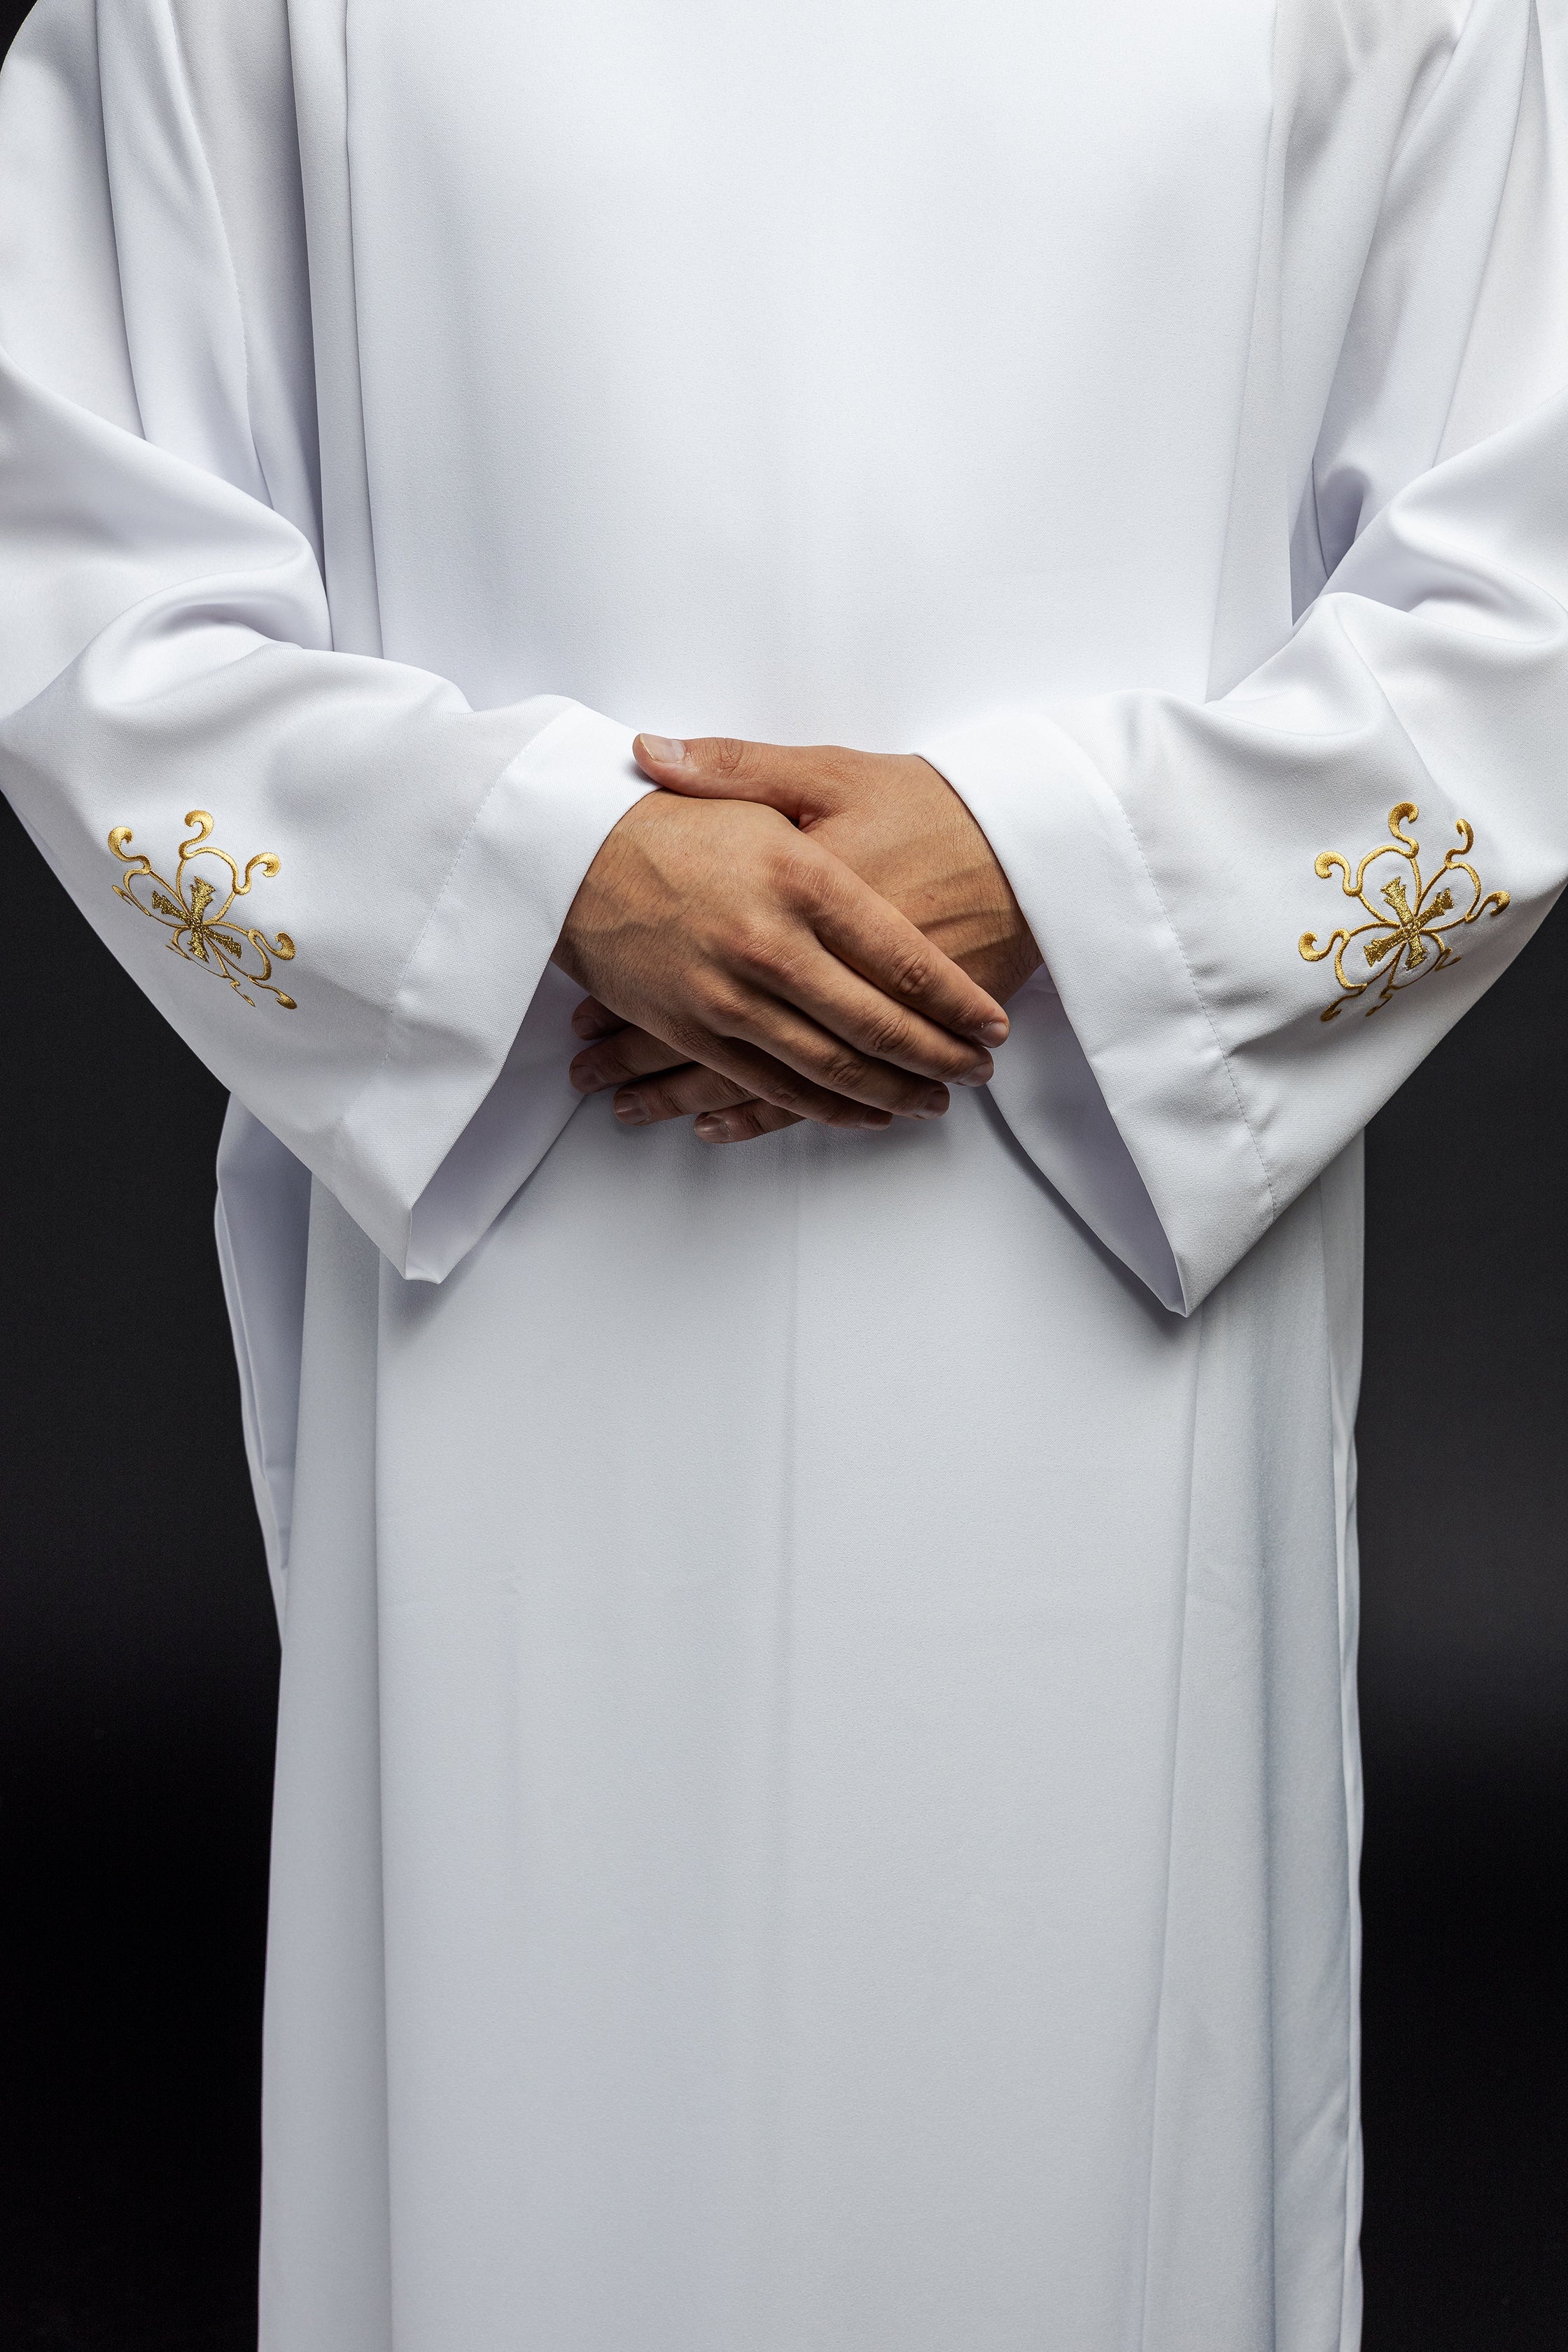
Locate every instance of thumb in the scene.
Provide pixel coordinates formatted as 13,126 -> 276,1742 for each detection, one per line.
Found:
633,733 -> 827,820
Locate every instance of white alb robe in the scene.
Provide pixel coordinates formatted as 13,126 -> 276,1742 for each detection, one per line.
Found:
3,3 -> 1567,2346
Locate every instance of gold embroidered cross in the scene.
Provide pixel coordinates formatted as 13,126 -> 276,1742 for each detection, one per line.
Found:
1300,802 -> 1507,1020
1365,874 -> 1453,972
108,811 -> 298,1009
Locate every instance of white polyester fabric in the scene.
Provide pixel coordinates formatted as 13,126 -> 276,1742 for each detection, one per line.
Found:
3,2 -> 1567,2346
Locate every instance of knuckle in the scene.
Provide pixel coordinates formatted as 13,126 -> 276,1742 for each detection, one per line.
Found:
860,1007 -> 913,1060
819,1046 -> 870,1094
886,948 -> 934,1000
696,984 -> 749,1032
726,919 -> 784,979
711,736 -> 749,778
773,841 -> 826,906
668,1022 -> 720,1069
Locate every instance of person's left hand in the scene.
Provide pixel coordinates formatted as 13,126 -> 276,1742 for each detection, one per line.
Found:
568,735 -> 1042,1142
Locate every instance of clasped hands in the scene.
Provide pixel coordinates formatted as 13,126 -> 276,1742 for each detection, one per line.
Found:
552,734 -> 1042,1144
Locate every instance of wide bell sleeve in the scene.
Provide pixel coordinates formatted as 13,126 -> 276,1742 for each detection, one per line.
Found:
923,0 -> 1568,1313
0,0 -> 648,1279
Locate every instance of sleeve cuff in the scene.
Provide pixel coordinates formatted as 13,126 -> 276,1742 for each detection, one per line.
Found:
917,710 -> 1276,1312
328,700 -> 650,1271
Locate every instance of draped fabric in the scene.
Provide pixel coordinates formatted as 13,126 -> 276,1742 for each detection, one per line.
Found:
3,4 -> 1564,2344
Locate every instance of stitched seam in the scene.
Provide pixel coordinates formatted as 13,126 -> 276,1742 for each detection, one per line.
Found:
1318,1175 -> 1362,2351
1135,1325 -> 1203,2352
1432,18 -> 1531,466
160,0 -> 272,505
1104,783 -> 1280,1222
339,0 -> 386,657
1304,0 -> 1492,586
88,0 -> 147,441
1205,0 -> 1279,698
323,704 -> 581,1162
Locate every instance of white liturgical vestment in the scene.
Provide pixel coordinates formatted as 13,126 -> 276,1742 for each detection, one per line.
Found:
4,1 -> 1568,2346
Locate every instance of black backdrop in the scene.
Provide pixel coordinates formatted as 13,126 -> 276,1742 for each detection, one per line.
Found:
0,9 -> 1564,2347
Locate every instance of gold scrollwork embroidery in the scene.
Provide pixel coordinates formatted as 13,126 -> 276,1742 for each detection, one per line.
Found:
1299,801 -> 1508,1021
108,810 -> 298,1009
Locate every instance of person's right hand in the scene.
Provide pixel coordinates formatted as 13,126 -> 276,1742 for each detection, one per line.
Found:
552,790 -> 1007,1133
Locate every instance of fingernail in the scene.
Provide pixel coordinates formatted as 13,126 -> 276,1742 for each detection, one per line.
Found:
956,1057 -> 994,1088
568,1056 -> 596,1091
976,1016 -> 1009,1045
694,1112 -> 732,1141
638,734 -> 687,765
913,1086 -> 948,1119
615,1092 -> 650,1125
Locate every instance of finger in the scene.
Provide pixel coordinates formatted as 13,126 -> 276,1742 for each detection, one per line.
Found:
570,995 -> 625,1043
610,1019 -> 928,1133
570,1021 -> 692,1093
652,1023 -> 904,1132
694,1100 -> 804,1144
612,1064 -> 757,1126
634,732 -> 828,821
796,855 -> 1009,1046
744,936 -> 997,1086
722,991 -> 960,1115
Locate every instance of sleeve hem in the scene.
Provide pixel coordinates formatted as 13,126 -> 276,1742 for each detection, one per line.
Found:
918,710 -> 1276,1310
326,700 -> 650,1269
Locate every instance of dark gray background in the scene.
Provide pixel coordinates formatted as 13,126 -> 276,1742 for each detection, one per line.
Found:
1,4 -> 1563,2342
